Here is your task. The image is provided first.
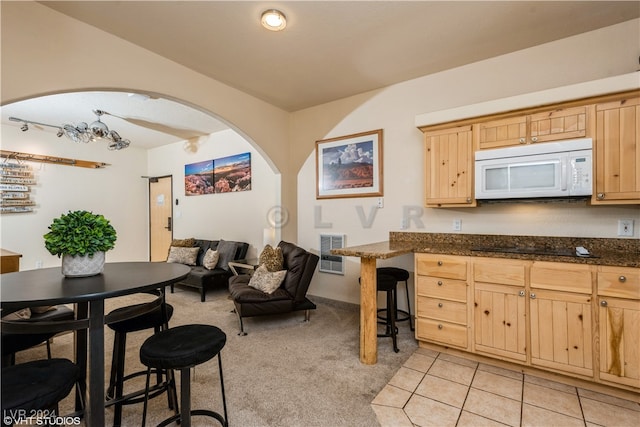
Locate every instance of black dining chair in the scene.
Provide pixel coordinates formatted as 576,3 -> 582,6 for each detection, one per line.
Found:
1,304 -> 75,368
1,312 -> 89,422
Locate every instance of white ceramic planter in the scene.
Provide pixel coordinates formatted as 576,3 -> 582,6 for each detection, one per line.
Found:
61,251 -> 105,277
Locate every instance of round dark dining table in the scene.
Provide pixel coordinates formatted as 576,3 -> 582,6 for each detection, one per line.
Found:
0,261 -> 190,427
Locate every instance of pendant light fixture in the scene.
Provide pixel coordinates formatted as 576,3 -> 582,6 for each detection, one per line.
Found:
9,110 -> 131,150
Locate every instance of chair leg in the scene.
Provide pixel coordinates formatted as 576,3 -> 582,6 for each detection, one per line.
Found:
304,309 -> 311,322
112,332 -> 127,427
404,280 -> 414,331
180,367 -> 192,427
200,287 -> 206,302
388,290 -> 399,353
235,309 -> 247,336
141,367 -> 152,427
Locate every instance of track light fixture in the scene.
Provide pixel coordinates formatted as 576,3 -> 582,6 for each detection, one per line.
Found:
9,110 -> 131,150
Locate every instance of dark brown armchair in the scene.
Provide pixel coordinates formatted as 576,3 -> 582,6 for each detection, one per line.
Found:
228,241 -> 319,335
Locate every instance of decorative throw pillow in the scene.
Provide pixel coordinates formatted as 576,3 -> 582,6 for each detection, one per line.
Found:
259,244 -> 284,272
248,264 -> 287,294
216,240 -> 238,271
203,249 -> 220,270
166,246 -> 199,265
2,308 -> 31,320
170,238 -> 196,247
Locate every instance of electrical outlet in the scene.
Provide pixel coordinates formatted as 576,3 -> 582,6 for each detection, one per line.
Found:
35,260 -> 43,269
452,219 -> 462,231
400,219 -> 407,230
377,197 -> 384,208
617,219 -> 634,237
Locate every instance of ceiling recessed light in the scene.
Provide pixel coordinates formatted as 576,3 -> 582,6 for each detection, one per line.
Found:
261,9 -> 287,31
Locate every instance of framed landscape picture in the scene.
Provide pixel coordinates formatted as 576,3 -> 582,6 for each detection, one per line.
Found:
185,160 -> 214,195
315,129 -> 383,199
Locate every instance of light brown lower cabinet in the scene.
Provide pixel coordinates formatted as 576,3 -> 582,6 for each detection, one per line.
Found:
415,254 -> 470,350
530,262 -> 594,377
473,258 -> 527,362
414,254 -> 640,392
597,266 -> 640,389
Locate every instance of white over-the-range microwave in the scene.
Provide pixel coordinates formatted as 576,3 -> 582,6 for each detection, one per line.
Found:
474,138 -> 593,200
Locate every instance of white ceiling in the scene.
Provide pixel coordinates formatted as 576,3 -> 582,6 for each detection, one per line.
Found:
2,1 -> 638,149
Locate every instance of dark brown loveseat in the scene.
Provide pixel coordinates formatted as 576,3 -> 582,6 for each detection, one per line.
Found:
228,241 -> 318,335
170,239 -> 249,302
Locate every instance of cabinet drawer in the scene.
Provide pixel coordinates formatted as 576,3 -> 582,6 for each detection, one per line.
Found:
417,296 -> 467,325
531,262 -> 593,294
473,258 -> 526,286
416,276 -> 467,302
416,255 -> 467,280
417,318 -> 467,348
597,267 -> 640,300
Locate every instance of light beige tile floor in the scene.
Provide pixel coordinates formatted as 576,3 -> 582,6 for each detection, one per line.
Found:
372,348 -> 640,427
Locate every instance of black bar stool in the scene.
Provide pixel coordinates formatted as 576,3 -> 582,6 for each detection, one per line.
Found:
360,273 -> 400,353
140,324 -> 228,427
105,298 -> 177,426
377,267 -> 414,331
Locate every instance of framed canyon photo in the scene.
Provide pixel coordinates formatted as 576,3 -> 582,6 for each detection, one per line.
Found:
315,129 -> 383,199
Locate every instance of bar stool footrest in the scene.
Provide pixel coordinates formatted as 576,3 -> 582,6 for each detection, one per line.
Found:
377,308 -> 411,323
157,409 -> 227,427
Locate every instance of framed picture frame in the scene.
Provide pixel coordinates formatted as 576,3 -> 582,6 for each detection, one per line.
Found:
315,129 -> 383,199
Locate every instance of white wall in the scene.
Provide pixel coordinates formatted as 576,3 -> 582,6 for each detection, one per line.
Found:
0,127 -> 279,270
296,19 -> 640,306
147,129 -> 280,260
0,126 -> 149,270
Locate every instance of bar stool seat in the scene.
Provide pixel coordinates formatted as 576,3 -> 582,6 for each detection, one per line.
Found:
377,267 -> 414,331
140,324 -> 228,427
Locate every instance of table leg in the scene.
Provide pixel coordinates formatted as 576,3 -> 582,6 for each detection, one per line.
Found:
87,299 -> 105,427
75,303 -> 88,413
360,257 -> 377,365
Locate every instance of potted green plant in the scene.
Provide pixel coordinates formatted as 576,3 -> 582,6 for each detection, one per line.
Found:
44,210 -> 117,277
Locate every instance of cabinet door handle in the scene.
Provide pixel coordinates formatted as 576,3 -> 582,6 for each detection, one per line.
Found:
597,193 -> 605,200
438,303 -> 443,308
619,276 -> 627,283
530,293 -> 536,299
519,137 -> 526,144
600,300 -> 608,307
531,136 -> 538,142
437,261 -> 443,266
438,324 -> 443,329
437,281 -> 443,286
519,290 -> 525,297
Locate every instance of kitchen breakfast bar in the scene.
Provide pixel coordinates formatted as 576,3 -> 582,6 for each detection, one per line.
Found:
333,232 -> 639,367
331,240 -> 414,365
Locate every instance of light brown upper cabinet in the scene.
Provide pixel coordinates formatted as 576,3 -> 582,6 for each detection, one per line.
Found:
478,106 -> 587,150
593,96 -> 640,204
423,125 -> 475,207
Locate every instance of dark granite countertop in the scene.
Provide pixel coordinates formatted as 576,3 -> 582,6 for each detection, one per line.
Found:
332,232 -> 638,268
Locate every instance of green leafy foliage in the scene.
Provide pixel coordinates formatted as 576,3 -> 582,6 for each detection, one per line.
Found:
43,210 -> 117,257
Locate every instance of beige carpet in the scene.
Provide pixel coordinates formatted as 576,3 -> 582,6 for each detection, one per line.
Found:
13,285 -> 418,426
